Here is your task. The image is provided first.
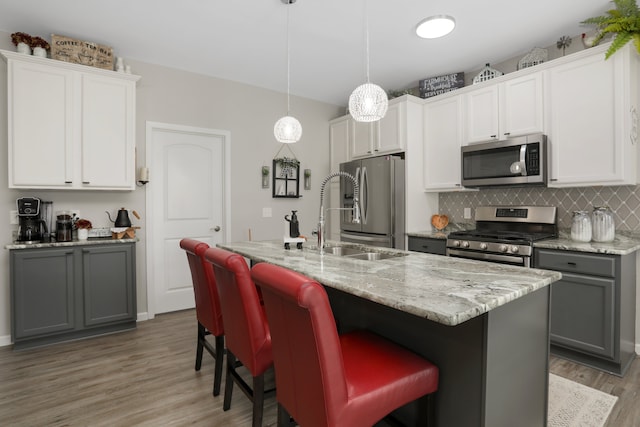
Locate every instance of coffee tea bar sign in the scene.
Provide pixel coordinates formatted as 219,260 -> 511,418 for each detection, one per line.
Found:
419,72 -> 465,98
51,34 -> 114,70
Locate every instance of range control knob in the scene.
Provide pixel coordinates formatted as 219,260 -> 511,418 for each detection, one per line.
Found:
479,242 -> 488,250
511,246 -> 519,253
461,241 -> 470,248
499,244 -> 508,253
452,240 -> 461,247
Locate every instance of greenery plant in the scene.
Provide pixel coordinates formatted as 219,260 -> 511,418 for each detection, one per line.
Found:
581,0 -> 640,59
274,156 -> 300,169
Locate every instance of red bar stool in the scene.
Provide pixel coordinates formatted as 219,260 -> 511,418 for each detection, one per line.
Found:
251,263 -> 439,427
204,247 -> 274,427
179,238 -> 225,397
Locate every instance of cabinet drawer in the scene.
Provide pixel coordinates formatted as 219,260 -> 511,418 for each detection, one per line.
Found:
536,250 -> 616,277
408,237 -> 446,256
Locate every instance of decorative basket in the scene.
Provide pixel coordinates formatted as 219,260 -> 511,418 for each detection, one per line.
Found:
472,63 -> 503,84
518,47 -> 548,70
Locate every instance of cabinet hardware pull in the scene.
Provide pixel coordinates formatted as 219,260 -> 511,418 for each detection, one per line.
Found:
504,132 -> 511,136
422,245 -> 429,249
567,262 -> 577,266
490,135 -> 497,138
64,181 -> 72,184
82,181 -> 90,184
549,178 -> 558,181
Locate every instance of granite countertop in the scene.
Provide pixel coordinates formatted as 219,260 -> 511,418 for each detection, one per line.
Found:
5,238 -> 137,250
218,240 -> 561,327
533,230 -> 640,255
408,228 -> 640,255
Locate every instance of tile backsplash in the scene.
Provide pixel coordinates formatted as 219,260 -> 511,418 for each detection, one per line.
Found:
439,185 -> 640,231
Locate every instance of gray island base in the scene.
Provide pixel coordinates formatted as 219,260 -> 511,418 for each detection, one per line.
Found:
218,240 -> 561,427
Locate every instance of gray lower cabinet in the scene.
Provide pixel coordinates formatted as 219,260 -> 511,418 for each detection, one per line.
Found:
10,242 -> 136,349
534,248 -> 636,376
408,236 -> 446,255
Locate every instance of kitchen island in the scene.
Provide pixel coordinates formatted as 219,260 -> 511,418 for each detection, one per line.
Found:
218,240 -> 562,426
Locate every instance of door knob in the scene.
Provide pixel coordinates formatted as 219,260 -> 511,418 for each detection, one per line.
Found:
212,226 -> 221,232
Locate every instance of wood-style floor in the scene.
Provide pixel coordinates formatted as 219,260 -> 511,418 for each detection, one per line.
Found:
0,309 -> 638,426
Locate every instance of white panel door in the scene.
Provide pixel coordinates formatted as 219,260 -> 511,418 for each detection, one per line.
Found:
146,122 -> 230,316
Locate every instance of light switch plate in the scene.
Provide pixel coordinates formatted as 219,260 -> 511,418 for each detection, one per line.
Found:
10,210 -> 18,225
262,207 -> 272,218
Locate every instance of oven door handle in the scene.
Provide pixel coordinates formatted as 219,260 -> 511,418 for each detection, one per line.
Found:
447,249 -> 528,267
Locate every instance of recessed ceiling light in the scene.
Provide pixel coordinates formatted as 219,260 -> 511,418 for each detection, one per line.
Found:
416,15 -> 456,39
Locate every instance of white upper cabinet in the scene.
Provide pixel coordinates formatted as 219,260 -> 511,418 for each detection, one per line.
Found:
328,115 -> 351,240
545,43 -> 638,187
2,50 -> 140,190
350,100 -> 405,159
423,95 -> 466,191
81,73 -> 137,189
329,115 -> 351,173
464,73 -> 544,144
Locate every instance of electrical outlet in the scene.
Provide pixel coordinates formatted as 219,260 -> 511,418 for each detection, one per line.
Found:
262,207 -> 272,218
464,207 -> 472,219
9,210 -> 18,225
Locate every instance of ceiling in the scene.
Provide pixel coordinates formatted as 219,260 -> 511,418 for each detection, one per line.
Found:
0,0 -> 610,106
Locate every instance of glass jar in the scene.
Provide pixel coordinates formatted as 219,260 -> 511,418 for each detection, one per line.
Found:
571,211 -> 592,242
591,206 -> 615,242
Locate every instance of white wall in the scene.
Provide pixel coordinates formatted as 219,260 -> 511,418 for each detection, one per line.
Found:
0,31 -> 342,344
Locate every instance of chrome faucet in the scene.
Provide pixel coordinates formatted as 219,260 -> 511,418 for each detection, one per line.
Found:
317,171 -> 360,254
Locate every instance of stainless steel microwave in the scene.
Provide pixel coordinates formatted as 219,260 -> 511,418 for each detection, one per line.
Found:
461,133 -> 547,188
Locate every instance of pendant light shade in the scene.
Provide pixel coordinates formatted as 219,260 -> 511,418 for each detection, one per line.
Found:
348,83 -> 388,122
274,0 -> 302,143
274,115 -> 302,143
349,0 -> 388,123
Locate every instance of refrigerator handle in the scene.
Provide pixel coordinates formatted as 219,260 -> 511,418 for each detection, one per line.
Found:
361,166 -> 368,224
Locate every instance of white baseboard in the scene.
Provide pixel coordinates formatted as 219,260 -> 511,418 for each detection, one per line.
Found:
0,335 -> 12,348
137,312 -> 149,322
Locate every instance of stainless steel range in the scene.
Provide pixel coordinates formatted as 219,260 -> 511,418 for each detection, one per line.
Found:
446,206 -> 558,267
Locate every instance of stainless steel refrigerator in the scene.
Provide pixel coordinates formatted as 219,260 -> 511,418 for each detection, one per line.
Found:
340,155 -> 405,249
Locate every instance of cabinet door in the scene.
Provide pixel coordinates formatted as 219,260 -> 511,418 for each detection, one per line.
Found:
8,60 -> 74,188
464,85 -> 500,143
329,117 -> 350,172
377,101 -> 405,154
546,49 -> 632,187
350,120 -> 375,158
550,272 -> 615,359
424,95 -> 464,191
501,73 -> 544,138
329,117 -> 351,240
11,248 -> 76,339
408,236 -> 446,255
82,244 -> 136,326
81,74 -> 136,189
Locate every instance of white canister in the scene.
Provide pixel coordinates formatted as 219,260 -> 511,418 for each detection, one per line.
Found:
33,46 -> 47,57
570,210 -> 592,242
77,228 -> 89,240
591,206 -> 615,242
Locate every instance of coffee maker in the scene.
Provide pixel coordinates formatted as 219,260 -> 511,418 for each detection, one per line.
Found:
17,197 -> 47,243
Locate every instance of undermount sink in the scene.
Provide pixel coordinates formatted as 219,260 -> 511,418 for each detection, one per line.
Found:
320,245 -> 407,261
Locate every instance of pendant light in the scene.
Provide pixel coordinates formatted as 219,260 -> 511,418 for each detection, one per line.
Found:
274,0 -> 302,144
349,0 -> 388,123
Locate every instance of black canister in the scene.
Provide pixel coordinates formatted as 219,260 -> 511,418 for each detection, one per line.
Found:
56,213 -> 73,242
